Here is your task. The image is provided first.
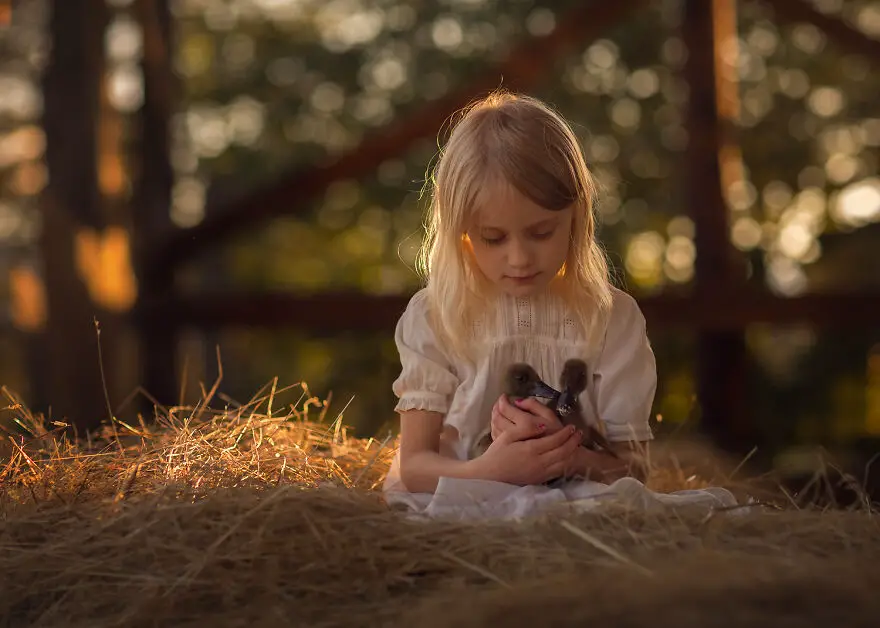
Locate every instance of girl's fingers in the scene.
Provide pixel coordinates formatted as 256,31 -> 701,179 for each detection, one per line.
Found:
532,424 -> 575,451
499,395 -> 555,428
510,396 -> 558,422
490,409 -> 507,438
491,406 -> 514,429
496,420 -> 546,445
496,397 -> 527,427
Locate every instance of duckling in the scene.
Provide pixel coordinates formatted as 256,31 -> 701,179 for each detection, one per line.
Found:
556,359 -> 618,459
472,363 -> 560,456
504,363 -> 562,404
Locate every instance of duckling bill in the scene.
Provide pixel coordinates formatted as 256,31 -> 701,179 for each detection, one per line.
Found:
504,363 -> 561,402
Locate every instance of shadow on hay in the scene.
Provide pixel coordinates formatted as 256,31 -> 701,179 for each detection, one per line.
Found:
401,553 -> 880,628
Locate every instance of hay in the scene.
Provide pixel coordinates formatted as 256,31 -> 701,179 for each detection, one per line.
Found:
1,380 -> 879,628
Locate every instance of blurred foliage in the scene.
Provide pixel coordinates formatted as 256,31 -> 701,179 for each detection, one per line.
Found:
1,0 -> 880,444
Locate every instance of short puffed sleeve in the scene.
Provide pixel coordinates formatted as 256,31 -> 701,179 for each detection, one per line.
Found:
592,288 -> 657,442
391,290 -> 461,415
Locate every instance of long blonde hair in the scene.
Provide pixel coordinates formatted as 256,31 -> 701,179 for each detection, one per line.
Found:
416,90 -> 612,361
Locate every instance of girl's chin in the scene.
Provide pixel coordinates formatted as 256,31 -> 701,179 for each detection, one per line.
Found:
496,275 -> 551,297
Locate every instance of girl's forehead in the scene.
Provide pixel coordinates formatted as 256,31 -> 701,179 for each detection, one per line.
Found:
470,181 -> 564,228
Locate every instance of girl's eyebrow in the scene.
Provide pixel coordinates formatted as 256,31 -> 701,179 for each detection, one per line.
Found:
478,217 -> 558,232
527,218 -> 558,230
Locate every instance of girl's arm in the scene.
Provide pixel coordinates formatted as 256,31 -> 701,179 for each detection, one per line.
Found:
399,408 -> 582,491
397,409 -> 481,493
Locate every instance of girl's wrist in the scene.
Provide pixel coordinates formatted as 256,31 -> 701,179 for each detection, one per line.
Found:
463,454 -> 493,482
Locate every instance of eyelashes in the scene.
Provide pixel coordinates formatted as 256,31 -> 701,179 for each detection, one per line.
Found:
479,231 -> 556,246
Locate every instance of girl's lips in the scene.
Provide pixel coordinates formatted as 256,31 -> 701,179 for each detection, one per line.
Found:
507,273 -> 539,282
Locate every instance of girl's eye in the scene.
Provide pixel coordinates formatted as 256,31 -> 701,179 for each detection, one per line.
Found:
480,235 -> 505,245
532,230 -> 555,240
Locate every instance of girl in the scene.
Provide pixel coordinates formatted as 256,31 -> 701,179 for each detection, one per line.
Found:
385,91 -> 656,504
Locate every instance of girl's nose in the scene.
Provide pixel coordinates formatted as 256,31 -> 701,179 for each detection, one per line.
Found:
507,238 -> 533,268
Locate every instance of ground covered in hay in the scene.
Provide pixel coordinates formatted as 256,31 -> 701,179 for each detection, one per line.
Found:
2,382 -> 879,628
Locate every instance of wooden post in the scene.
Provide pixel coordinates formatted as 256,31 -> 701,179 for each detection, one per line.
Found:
40,0 -> 111,433
682,0 -> 751,452
132,0 -> 178,410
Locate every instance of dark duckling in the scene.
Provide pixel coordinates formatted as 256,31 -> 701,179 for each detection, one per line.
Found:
556,359 -> 618,459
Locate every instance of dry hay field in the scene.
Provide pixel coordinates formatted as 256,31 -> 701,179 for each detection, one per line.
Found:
2,379 -> 880,628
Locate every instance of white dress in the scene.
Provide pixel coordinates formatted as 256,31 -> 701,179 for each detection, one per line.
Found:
384,286 -> 739,520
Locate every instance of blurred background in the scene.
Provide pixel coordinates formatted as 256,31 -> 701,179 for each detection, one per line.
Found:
0,0 -> 879,492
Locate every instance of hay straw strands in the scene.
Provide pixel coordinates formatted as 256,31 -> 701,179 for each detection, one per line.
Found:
1,378 -> 879,627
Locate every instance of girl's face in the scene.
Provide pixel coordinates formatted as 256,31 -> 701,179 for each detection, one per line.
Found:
465,182 -> 572,298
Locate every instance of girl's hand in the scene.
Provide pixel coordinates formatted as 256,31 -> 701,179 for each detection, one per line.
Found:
475,422 -> 583,485
490,394 -> 564,441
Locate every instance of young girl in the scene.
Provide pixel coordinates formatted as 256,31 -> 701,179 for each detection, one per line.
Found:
384,91 -> 657,510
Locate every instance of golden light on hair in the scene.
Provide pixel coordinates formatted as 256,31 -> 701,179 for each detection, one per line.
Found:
417,89 -> 612,360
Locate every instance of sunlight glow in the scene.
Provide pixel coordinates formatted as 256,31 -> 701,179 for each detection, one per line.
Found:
731,216 -> 762,251
227,96 -> 266,146
526,8 -> 555,36
171,176 -> 206,228
807,86 -> 845,118
106,15 -> 142,63
832,178 -> 880,228
0,75 -> 42,119
825,153 -> 860,184
9,264 -> 46,331
431,16 -> 464,50
311,82 -> 345,113
667,215 -> 695,239
625,231 -> 665,286
108,64 -> 144,112
776,68 -> 809,98
766,256 -> 807,296
0,202 -> 23,239
0,125 -> 45,168
628,68 -> 660,99
857,4 -> 880,37
610,98 -> 640,129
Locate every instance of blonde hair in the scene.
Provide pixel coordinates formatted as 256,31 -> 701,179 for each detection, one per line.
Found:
416,90 -> 612,361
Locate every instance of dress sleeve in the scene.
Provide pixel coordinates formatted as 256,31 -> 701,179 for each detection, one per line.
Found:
391,290 -> 461,415
592,288 -> 657,442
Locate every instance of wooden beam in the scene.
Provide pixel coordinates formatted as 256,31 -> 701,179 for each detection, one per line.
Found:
138,290 -> 880,333
683,0 -> 750,452
144,0 -> 647,283
132,0 -> 178,408
684,0 -> 740,287
770,0 -> 880,60
39,0 -> 111,432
